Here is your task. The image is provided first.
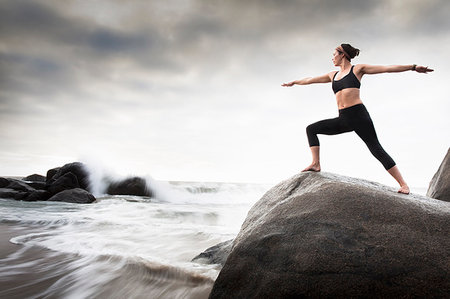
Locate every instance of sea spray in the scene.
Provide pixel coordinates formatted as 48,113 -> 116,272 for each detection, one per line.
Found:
80,155 -> 117,196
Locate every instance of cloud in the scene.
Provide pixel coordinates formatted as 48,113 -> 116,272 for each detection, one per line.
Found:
2,0 -> 448,95
0,0 -> 449,183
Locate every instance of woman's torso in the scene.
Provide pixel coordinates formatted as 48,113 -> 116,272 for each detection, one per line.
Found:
332,65 -> 363,109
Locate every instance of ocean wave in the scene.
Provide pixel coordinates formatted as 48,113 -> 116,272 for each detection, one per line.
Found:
0,245 -> 214,299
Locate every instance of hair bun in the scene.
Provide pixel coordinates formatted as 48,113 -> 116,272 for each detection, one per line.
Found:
341,43 -> 360,60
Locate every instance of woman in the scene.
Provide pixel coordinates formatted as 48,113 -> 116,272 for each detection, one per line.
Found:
282,43 -> 433,194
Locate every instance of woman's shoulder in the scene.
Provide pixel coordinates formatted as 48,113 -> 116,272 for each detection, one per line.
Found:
328,70 -> 339,78
352,64 -> 368,77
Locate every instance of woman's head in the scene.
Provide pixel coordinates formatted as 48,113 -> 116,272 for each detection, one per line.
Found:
333,43 -> 360,65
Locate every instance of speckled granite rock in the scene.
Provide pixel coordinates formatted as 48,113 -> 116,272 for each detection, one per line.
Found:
427,148 -> 450,202
209,171 -> 450,299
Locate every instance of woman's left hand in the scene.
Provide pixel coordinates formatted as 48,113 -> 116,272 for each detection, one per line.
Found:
416,65 -> 434,73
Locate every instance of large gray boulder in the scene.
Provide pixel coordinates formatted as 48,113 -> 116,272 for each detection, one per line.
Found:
0,188 -> 28,201
47,162 -> 90,191
6,179 -> 35,192
209,172 -> 450,298
0,177 -> 9,188
47,172 -> 80,195
106,176 -> 152,197
427,147 -> 450,202
23,190 -> 52,202
23,174 -> 46,182
48,188 -> 96,204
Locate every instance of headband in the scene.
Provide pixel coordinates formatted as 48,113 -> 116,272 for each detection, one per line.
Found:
337,46 -> 351,60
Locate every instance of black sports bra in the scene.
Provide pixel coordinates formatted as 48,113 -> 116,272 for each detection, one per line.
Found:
332,65 -> 361,94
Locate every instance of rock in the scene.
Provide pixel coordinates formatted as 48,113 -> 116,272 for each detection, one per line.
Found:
47,172 -> 80,195
107,176 -> 152,197
192,240 -> 233,266
46,167 -> 61,183
0,188 -> 29,201
7,179 -> 36,192
47,162 -> 90,191
48,188 -> 96,204
26,181 -> 47,190
0,177 -> 9,188
23,174 -> 46,182
427,148 -> 450,202
209,172 -> 450,299
23,190 -> 52,202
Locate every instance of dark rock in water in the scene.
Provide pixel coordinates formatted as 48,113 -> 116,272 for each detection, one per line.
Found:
7,179 -> 36,192
0,177 -> 9,188
46,167 -> 61,183
107,177 -> 152,197
0,188 -> 24,199
13,191 -> 29,201
192,240 -> 233,266
48,188 -> 96,204
209,172 -> 450,299
0,188 -> 15,198
24,190 -> 52,202
0,187 -> 49,202
24,174 -> 46,182
47,162 -> 90,191
427,148 -> 450,202
1,162 -> 94,203
0,188 -> 23,200
47,172 -> 80,195
26,181 -> 47,190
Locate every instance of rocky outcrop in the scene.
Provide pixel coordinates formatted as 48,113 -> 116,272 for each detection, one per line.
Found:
24,174 -> 46,182
0,161 -> 156,203
46,162 -> 90,191
0,177 -> 10,188
48,188 -> 96,204
209,172 -> 450,298
24,190 -> 52,202
427,148 -> 450,202
46,167 -> 61,183
0,162 -> 95,204
0,188 -> 27,201
6,179 -> 35,192
47,172 -> 80,195
192,240 -> 233,266
106,176 -> 152,197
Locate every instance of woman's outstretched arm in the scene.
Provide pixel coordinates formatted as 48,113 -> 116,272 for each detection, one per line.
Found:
359,64 -> 434,75
282,71 -> 335,87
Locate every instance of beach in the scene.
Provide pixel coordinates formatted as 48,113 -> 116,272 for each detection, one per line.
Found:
0,181 -> 269,298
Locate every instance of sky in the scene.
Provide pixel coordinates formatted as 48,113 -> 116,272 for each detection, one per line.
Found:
1,0 -> 449,188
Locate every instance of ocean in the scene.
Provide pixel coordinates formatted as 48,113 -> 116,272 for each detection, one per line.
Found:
0,178 -> 271,299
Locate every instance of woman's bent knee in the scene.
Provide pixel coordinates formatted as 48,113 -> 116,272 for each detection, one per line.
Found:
306,124 -> 320,147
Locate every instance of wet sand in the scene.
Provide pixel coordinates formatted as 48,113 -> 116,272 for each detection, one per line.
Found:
0,223 -> 213,299
0,224 -> 72,299
0,225 -> 23,258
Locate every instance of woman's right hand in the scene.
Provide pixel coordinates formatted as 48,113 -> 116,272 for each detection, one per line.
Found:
282,81 -> 295,87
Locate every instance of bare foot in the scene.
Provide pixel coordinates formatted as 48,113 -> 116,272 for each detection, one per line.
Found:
302,163 -> 321,172
398,185 -> 410,195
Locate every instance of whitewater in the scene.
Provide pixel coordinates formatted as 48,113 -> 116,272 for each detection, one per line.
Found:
0,174 -> 271,298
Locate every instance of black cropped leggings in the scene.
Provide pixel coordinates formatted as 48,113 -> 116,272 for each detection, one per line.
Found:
306,104 -> 396,170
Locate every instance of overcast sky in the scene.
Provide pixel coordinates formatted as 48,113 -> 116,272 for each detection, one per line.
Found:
1,0 -> 449,188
